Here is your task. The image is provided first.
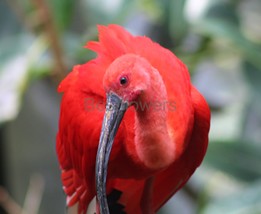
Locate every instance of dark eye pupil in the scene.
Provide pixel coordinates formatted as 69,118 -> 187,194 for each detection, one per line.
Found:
120,77 -> 128,85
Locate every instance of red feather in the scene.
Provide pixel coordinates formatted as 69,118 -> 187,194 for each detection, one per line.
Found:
57,24 -> 210,214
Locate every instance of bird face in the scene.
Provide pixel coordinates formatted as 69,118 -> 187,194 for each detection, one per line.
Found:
96,54 -> 152,212
103,54 -> 151,103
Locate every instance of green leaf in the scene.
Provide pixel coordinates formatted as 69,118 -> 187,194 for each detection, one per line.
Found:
0,35 -> 50,123
242,61 -> 261,106
204,141 -> 261,182
137,0 -> 164,21
192,18 -> 261,70
202,181 -> 261,214
168,0 -> 188,42
241,62 -> 261,141
81,0 -> 135,26
205,1 -> 239,26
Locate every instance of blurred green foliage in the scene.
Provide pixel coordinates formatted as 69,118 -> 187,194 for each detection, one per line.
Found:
0,0 -> 260,213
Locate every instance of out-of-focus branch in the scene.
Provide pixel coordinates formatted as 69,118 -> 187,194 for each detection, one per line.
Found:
32,0 -> 67,82
0,174 -> 45,214
22,174 -> 45,214
7,0 -> 67,82
0,186 -> 23,214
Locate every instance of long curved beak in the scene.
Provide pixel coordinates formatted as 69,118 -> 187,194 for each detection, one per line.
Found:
95,92 -> 128,214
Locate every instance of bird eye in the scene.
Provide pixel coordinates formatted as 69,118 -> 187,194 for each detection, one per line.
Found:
120,76 -> 128,86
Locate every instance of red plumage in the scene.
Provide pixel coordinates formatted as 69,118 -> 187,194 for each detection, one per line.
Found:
57,24 -> 210,214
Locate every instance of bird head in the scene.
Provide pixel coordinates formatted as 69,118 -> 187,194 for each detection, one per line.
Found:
96,53 -> 153,212
103,53 -> 151,103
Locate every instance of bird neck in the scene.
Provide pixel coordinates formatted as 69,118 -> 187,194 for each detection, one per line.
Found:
134,68 -> 175,170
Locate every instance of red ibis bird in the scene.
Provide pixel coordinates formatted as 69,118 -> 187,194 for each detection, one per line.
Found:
56,24 -> 210,214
